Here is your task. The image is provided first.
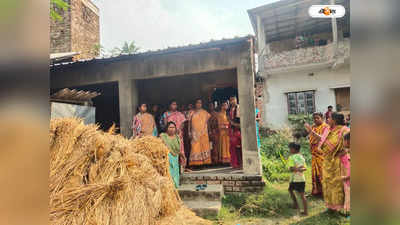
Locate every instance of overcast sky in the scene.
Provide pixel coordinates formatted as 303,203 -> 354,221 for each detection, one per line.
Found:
92,0 -> 279,52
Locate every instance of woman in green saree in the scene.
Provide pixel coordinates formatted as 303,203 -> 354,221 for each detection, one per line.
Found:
160,121 -> 185,188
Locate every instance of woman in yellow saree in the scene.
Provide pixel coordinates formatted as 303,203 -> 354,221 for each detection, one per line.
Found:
216,102 -> 231,164
188,99 -> 211,166
308,112 -> 349,212
306,112 -> 330,197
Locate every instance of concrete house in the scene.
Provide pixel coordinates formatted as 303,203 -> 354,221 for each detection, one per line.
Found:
248,0 -> 350,128
50,36 -> 263,176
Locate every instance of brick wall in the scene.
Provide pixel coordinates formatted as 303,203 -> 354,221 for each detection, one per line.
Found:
50,0 -> 72,54
181,174 -> 266,194
50,0 -> 99,60
70,0 -> 100,60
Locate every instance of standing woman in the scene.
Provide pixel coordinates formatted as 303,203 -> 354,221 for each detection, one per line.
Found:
305,112 -> 330,197
189,99 -> 212,167
306,112 -> 349,212
208,102 -> 220,165
160,100 -> 187,167
132,103 -> 157,138
228,96 -> 242,169
216,102 -> 231,164
160,122 -> 185,188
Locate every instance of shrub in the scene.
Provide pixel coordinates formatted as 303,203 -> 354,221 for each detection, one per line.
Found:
288,114 -> 313,139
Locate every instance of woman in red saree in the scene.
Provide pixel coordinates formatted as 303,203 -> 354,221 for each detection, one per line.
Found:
305,112 -> 330,197
228,96 -> 242,169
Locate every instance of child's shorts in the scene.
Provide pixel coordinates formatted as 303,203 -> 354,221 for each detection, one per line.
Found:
289,182 -> 305,193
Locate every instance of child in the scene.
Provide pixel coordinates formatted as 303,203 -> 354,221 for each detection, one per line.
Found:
340,132 -> 351,217
287,142 -> 308,216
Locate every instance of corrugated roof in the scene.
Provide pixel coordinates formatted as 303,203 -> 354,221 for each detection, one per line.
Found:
51,88 -> 100,102
51,35 -> 254,68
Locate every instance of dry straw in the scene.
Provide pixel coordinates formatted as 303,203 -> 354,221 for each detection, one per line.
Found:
50,118 -> 211,225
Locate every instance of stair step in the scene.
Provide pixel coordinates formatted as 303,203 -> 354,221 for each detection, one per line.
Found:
178,184 -> 223,201
183,200 -> 221,218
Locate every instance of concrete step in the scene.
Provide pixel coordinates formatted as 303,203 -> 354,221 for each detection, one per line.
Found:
182,200 -> 221,218
178,184 -> 224,201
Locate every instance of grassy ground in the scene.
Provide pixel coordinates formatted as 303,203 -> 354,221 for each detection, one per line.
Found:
207,169 -> 350,225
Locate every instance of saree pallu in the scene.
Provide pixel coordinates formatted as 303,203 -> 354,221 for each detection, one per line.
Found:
321,125 -> 350,210
217,112 -> 231,164
309,123 -> 330,196
160,133 -> 182,188
132,113 -> 156,137
189,109 -> 211,166
209,112 -> 220,164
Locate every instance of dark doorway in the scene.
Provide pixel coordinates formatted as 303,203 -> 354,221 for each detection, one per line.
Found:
50,81 -> 120,132
211,87 -> 238,105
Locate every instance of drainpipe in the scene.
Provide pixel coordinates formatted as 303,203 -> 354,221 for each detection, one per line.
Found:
330,0 -> 338,64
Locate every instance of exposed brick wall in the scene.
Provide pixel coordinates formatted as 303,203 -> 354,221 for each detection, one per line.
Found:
50,0 -> 99,60
181,174 -> 266,194
50,0 -> 72,54
70,0 -> 100,60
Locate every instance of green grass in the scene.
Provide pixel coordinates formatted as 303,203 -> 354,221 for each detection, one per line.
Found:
211,168 -> 349,225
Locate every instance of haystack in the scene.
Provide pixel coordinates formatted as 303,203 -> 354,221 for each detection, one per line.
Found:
49,118 -> 211,225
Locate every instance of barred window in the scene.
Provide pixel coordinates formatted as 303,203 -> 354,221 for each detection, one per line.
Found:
287,91 -> 315,115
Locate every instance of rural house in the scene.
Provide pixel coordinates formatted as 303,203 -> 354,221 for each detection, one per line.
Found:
248,0 -> 350,128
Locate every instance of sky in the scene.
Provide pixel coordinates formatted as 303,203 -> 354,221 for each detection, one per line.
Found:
92,0 -> 279,52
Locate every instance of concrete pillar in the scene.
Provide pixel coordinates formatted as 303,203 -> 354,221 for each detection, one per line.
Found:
256,15 -> 269,128
118,79 -> 138,138
237,40 -> 262,175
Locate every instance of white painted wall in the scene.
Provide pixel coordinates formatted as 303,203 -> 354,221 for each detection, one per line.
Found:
262,65 -> 350,129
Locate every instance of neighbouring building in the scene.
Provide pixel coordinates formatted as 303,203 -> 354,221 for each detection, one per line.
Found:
50,0 -> 100,60
248,0 -> 350,128
50,36 -> 263,178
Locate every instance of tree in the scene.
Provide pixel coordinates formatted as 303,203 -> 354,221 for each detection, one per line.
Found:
50,0 -> 69,21
109,41 -> 140,57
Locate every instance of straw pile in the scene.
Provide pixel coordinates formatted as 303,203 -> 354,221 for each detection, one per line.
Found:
50,118 -> 212,225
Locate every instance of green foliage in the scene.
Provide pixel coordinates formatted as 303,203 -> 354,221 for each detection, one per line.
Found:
288,114 -> 313,139
221,185 -> 292,218
92,44 -> 106,57
50,0 -> 69,21
110,41 -> 140,56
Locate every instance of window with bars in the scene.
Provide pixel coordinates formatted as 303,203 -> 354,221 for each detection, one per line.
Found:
287,91 -> 315,115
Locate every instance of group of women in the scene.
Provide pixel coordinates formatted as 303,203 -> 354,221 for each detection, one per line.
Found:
132,97 -> 261,188
305,112 -> 351,215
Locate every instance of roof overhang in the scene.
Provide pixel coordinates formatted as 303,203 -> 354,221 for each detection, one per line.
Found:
248,0 -> 350,43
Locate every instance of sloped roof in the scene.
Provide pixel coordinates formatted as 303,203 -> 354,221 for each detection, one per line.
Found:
51,88 -> 100,102
51,35 -> 254,68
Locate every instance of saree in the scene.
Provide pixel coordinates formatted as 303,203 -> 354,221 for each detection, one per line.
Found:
309,122 -> 330,196
162,111 -> 187,166
340,152 -> 351,213
132,112 -> 157,137
255,108 -> 261,150
228,105 -> 242,168
189,109 -> 211,166
160,133 -> 182,188
216,111 -> 231,164
209,111 -> 220,164
321,125 -> 350,210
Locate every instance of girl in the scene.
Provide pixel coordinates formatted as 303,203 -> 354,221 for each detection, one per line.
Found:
340,132 -> 351,217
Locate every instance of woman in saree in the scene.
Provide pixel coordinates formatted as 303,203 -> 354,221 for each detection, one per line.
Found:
160,100 -> 187,168
305,112 -> 330,197
208,102 -> 220,164
188,99 -> 212,166
228,96 -> 242,169
160,122 -> 185,188
306,112 -> 350,212
132,103 -> 157,138
216,102 -> 231,164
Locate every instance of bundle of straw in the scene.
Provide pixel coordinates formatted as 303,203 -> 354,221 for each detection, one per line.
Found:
50,118 -> 211,225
